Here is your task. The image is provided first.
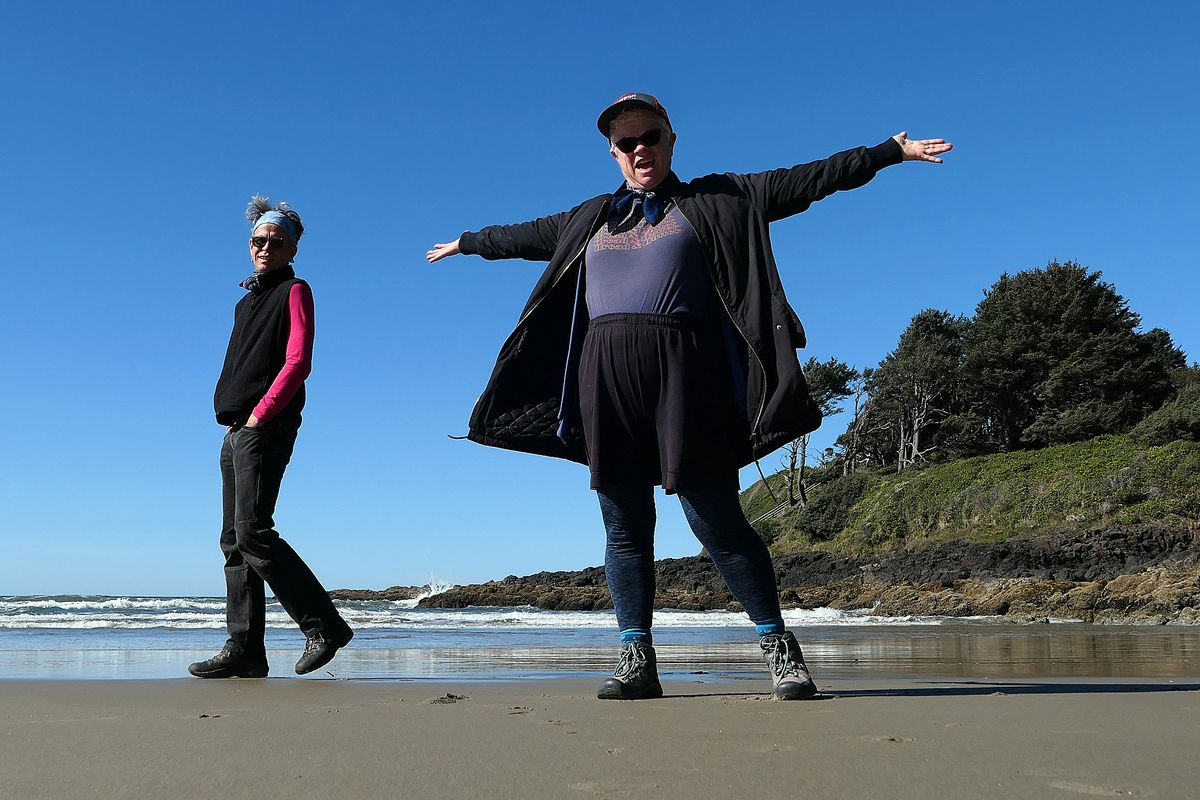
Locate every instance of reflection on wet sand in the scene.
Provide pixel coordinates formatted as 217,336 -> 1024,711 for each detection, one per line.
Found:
794,625 -> 1200,678
4,624 -> 1198,680
310,624 -> 1200,680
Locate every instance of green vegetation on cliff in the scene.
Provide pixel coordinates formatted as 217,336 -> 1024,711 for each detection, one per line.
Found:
744,435 -> 1200,557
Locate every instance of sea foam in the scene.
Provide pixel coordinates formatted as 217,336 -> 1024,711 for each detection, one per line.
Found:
1,595 -> 949,631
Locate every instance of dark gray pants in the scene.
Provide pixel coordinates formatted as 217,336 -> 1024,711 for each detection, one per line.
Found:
219,423 -> 344,656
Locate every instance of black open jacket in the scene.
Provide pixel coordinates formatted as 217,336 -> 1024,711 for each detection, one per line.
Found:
459,137 -> 903,468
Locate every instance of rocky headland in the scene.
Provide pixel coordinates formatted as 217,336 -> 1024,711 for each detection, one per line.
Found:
329,585 -> 425,601
410,525 -> 1200,624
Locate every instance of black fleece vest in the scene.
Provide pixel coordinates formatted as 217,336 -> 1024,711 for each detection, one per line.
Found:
213,267 -> 307,425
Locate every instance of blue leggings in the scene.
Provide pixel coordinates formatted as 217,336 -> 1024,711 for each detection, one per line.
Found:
597,484 -> 784,640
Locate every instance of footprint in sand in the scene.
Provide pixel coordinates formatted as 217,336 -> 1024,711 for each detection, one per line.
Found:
1047,780 -> 1139,797
567,781 -> 608,795
429,693 -> 468,704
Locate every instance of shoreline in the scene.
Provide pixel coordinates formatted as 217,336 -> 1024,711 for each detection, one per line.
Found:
2,675 -> 1198,799
5,622 -> 1200,681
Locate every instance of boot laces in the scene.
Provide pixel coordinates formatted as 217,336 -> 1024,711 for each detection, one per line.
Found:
762,636 -> 803,679
613,642 -> 649,681
302,633 -> 326,657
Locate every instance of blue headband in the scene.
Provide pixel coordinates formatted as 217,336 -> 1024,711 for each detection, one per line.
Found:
252,211 -> 299,245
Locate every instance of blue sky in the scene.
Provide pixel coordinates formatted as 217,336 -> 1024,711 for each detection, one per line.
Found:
1,2 -> 1196,596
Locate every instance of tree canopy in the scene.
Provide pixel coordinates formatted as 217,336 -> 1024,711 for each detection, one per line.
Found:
833,260 -> 1187,472
963,261 -> 1184,451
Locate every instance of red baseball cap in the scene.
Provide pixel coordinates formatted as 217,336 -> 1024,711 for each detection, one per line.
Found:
596,92 -> 671,137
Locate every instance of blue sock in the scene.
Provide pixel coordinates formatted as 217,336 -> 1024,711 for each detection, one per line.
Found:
755,619 -> 785,638
620,628 -> 652,645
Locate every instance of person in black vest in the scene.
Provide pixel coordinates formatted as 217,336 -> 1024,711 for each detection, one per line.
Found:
189,197 -> 353,679
428,94 -> 952,700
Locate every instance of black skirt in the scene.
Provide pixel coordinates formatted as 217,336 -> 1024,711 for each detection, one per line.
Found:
578,313 -> 741,493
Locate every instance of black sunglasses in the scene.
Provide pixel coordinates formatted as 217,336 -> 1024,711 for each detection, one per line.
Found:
613,128 -> 664,154
250,236 -> 290,250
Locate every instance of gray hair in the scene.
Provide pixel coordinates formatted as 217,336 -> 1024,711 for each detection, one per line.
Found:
245,195 -> 305,242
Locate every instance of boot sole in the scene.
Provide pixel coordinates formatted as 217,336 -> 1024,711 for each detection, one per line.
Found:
772,681 -> 819,700
187,666 -> 269,679
295,648 -> 340,675
597,681 -> 664,700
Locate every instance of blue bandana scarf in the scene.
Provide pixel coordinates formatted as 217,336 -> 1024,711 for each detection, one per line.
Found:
252,210 -> 299,245
607,186 -> 670,234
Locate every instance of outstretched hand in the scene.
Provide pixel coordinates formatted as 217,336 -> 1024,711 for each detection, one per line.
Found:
893,132 -> 953,163
426,238 -> 462,263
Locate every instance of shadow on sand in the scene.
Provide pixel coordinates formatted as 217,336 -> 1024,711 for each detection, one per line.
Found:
825,680 -> 1200,698
661,679 -> 1200,701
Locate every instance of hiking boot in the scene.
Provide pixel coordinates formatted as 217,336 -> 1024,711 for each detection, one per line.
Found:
759,631 -> 818,700
597,640 -> 664,700
187,645 -> 269,679
295,625 -> 354,675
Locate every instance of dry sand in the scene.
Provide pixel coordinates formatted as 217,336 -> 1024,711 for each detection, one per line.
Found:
1,676 -> 1197,800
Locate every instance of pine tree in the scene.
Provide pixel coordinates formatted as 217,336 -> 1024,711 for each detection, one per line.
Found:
963,261 -> 1184,450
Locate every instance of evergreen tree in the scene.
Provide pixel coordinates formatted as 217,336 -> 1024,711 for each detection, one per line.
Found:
1130,384 -> 1200,445
963,261 -> 1184,450
859,309 -> 969,470
781,357 -> 858,505
837,369 -> 879,473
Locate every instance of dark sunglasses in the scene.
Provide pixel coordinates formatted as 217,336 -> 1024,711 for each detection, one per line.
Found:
613,128 -> 664,154
250,236 -> 290,250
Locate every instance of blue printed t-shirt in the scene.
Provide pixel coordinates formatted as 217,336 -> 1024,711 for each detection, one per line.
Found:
584,205 -> 717,319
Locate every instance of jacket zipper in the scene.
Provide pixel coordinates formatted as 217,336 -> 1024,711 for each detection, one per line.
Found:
675,203 -> 769,449
469,203 -> 609,422
513,203 -> 608,332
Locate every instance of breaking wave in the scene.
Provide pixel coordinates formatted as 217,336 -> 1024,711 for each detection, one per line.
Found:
0,594 -> 950,631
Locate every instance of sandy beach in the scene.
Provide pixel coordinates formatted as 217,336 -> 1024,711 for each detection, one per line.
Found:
2,675 -> 1197,800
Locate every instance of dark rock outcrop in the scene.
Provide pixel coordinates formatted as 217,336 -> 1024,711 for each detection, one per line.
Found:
861,524 -> 1196,585
414,525 -> 1200,623
329,585 -> 424,601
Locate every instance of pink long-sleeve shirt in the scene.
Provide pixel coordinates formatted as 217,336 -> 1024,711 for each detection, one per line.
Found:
251,282 -> 314,423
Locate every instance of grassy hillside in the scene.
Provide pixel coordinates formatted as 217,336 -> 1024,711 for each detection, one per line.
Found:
743,435 -> 1200,558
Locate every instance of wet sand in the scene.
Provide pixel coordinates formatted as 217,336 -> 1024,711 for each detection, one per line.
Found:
7,623 -> 1200,680
2,674 -> 1198,799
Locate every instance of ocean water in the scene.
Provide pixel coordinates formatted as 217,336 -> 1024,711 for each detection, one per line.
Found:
3,594 -> 1200,681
